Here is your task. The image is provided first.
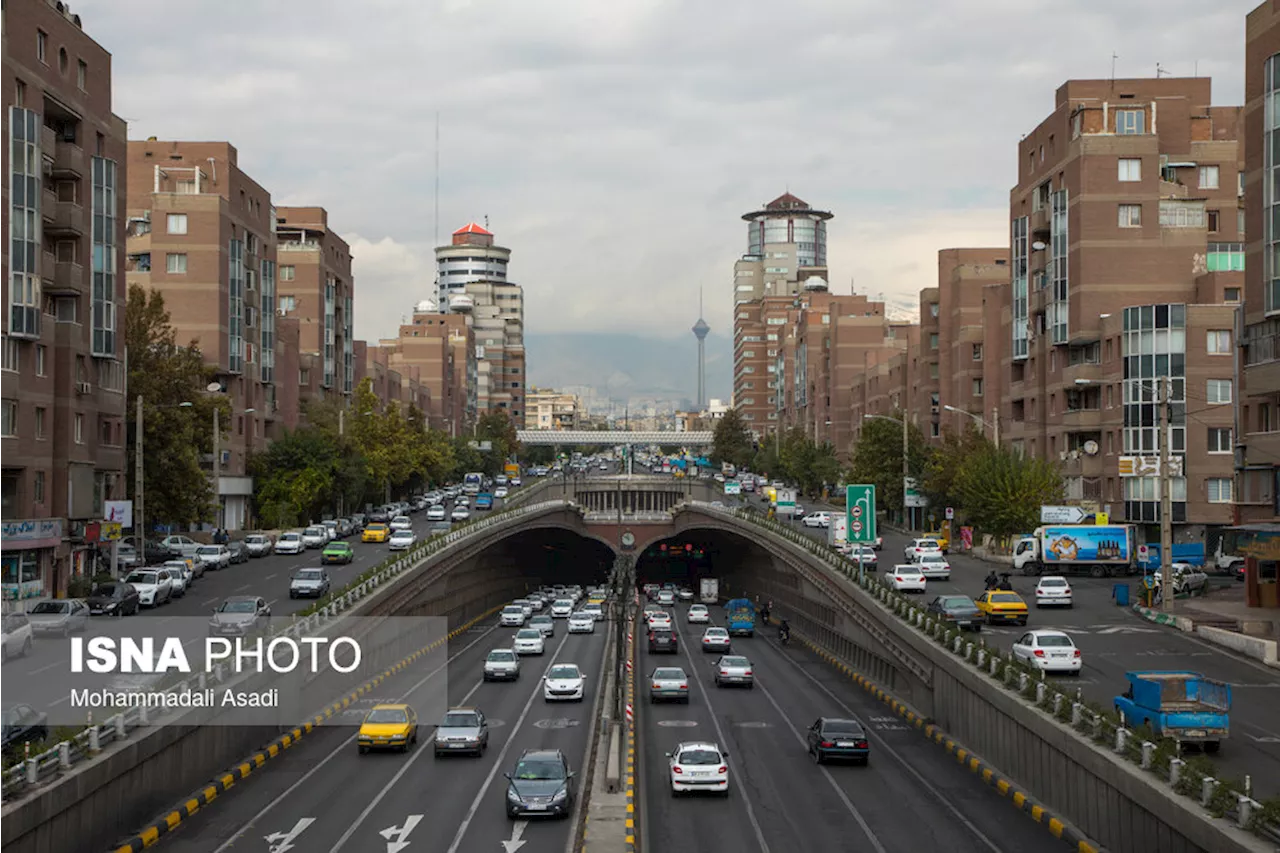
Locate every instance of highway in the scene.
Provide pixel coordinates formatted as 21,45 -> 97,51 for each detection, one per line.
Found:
637,600 -> 1056,853
145,608 -> 607,853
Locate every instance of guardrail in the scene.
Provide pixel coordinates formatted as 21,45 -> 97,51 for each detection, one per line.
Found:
683,500 -> 1280,844
0,499 -> 573,799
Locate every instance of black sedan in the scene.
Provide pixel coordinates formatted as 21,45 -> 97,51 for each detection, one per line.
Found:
926,594 -> 983,632
806,718 -> 869,765
2,704 -> 48,755
87,581 -> 141,617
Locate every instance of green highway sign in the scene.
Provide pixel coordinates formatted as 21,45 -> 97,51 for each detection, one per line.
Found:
846,485 -> 877,544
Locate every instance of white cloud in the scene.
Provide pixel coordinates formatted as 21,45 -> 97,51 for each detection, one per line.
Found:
80,0 -> 1247,348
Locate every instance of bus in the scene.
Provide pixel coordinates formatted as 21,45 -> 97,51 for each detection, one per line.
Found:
463,472 -> 484,495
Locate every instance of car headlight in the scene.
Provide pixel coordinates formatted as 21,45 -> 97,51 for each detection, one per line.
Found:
104,602 -> 118,611
552,789 -> 568,801
507,788 -> 522,802
358,734 -> 372,742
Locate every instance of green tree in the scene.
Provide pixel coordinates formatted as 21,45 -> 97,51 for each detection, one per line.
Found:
522,445 -> 556,466
248,426 -> 354,528
125,285 -> 228,531
473,411 -> 520,475
954,446 -> 1065,537
710,408 -> 755,470
847,410 -> 929,520
450,436 -> 485,481
348,378 -> 399,502
921,425 -> 991,512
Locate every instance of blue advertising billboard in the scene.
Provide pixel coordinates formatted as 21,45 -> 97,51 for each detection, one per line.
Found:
1041,526 -> 1131,562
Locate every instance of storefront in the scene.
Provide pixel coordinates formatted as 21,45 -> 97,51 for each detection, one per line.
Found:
1,518 -> 63,601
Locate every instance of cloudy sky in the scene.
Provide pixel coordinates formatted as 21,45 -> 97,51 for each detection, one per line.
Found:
82,0 -> 1248,344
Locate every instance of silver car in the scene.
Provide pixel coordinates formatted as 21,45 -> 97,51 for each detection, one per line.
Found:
26,599 -> 90,636
243,533 -> 273,557
433,707 -> 489,757
289,568 -> 330,599
649,666 -> 690,703
483,648 -> 521,681
208,596 -> 270,638
713,655 -> 754,688
194,545 -> 229,572
529,614 -> 555,638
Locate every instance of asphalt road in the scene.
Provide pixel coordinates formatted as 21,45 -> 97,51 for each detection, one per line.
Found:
637,601 -> 1056,853
147,610 -> 608,853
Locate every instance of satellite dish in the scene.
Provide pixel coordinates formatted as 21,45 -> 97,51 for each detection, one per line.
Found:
1032,241 -> 1047,251
1083,440 -> 1099,456
206,382 -> 222,393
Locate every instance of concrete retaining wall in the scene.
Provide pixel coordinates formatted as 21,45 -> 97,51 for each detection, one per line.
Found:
1195,625 -> 1279,667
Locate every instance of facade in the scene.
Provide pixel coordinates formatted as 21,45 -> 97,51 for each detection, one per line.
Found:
2,0 -> 128,599
525,387 -> 580,431
124,140 -> 279,530
381,303 -> 476,435
435,221 -> 509,307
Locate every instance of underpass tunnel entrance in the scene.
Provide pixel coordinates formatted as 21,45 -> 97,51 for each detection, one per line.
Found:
488,527 -> 616,590
635,530 -> 767,599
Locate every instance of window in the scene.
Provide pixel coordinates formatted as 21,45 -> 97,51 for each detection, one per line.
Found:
299,368 -> 310,385
1,339 -> 17,373
973,378 -> 984,397
278,295 -> 296,313
1208,427 -> 1232,453
1,400 -> 15,437
1206,379 -> 1233,404
929,333 -> 939,350
1199,165 -> 1220,190
928,362 -> 938,379
1118,158 -> 1142,181
1116,109 -> 1144,135
1118,204 -> 1143,227
37,30 -> 47,62
14,79 -> 25,106
972,343 -> 983,361
1225,287 -> 1241,303
77,59 -> 86,90
33,471 -> 44,504
35,345 -> 45,376
279,265 -> 295,281
1207,210 -> 1220,233
1206,478 -> 1233,503
34,407 -> 45,439
74,413 -> 84,444
166,213 -> 188,235
1207,330 -> 1232,354
929,303 -> 939,317
166,253 -> 188,274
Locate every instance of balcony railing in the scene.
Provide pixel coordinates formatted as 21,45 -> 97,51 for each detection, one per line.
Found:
278,240 -> 321,252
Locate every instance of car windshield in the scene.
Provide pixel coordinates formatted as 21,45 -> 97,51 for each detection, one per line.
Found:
677,748 -> 721,765
1037,635 -> 1074,647
92,584 -> 122,598
1039,578 -> 1068,587
197,546 -> 219,555
295,570 -> 324,580
306,527 -> 326,535
326,542 -> 349,549
126,572 -> 157,585
219,600 -> 257,613
392,530 -> 412,537
942,597 -> 976,610
503,606 -> 523,613
516,629 -> 540,639
488,651 -> 515,661
514,758 -> 564,780
442,712 -> 479,727
246,535 -> 266,544
394,516 -> 409,523
1,706 -> 35,725
29,601 -> 70,614
991,593 -> 1022,603
705,628 -> 727,636
366,708 -> 408,724
722,656 -> 749,667
917,541 -> 939,549
822,721 -> 863,735
555,600 -> 572,607
548,665 -> 580,679
690,605 -> 707,612
653,668 -> 685,679
898,566 -> 922,574
921,555 -> 944,563
281,533 -> 301,541
532,615 -> 551,623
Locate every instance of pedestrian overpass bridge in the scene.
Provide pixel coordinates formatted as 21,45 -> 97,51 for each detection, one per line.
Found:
515,429 -> 714,446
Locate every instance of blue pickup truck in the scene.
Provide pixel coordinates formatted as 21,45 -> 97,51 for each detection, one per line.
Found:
474,493 -> 494,510
725,598 -> 756,637
1114,671 -> 1230,752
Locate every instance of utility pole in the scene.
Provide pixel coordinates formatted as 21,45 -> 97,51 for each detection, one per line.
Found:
212,406 -> 221,529
1158,375 -> 1174,612
992,407 -> 1000,447
135,395 -> 145,553
337,408 -> 345,518
901,410 -> 910,531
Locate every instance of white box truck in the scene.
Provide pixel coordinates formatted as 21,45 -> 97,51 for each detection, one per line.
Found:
1012,524 -> 1139,578
699,578 -> 719,604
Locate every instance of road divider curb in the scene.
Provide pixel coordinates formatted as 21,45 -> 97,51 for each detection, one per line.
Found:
795,633 -> 1107,853
1129,602 -> 1195,632
624,613 -> 637,853
109,605 -> 504,853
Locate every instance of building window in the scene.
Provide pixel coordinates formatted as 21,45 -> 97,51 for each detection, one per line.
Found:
928,362 -> 939,379
74,413 -> 84,444
278,295 -> 296,313
9,107 -> 42,340
1206,379 -> 1233,404
1208,427 -> 1232,453
929,303 -> 939,317
91,157 -> 118,358
35,345 -> 45,376
166,213 -> 188,235
1199,165 -> 1220,190
77,59 -> 87,91
1,400 -> 15,437
1116,109 -> 1144,135
1,339 -> 17,373
37,30 -> 47,62
1118,204 -> 1143,227
929,333 -> 939,350
972,343 -> 983,361
299,368 -> 310,385
14,78 -> 25,106
1225,287 -> 1241,302
1207,242 -> 1245,272
33,471 -> 44,504
1118,158 -> 1142,181
34,407 -> 46,439
973,378 -> 984,397
1206,478 -> 1233,503
166,253 -> 188,274
1207,330 -> 1232,354
1207,210 -> 1220,233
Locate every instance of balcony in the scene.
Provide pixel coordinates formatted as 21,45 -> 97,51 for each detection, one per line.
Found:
41,251 -> 56,284
51,139 -> 85,179
1062,360 -> 1103,385
1030,284 -> 1050,315
1159,180 -> 1189,199
48,260 -> 85,295
278,239 -> 321,253
1030,206 -> 1050,237
44,199 -> 84,237
1060,407 -> 1104,430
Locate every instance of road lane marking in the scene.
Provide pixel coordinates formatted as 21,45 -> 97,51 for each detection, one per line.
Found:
201,598 -> 219,607
29,661 -> 63,675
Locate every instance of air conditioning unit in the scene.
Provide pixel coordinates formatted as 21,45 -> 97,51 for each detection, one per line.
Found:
75,381 -> 92,395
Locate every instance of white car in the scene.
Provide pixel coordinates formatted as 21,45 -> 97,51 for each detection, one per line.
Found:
274,532 -> 304,555
687,604 -> 710,623
2,612 -> 33,659
1011,629 -> 1082,675
543,663 -> 586,701
162,560 -> 193,595
701,626 -> 731,652
500,605 -> 527,627
527,596 -> 545,612
801,512 -> 831,528
388,529 -> 417,551
677,588 -> 694,602
568,612 -> 595,633
451,506 -> 471,521
426,504 -> 446,521
510,477 -> 522,487
193,544 -> 229,573
243,533 -> 273,557
904,539 -> 942,562
885,564 -> 927,593
915,552 -> 951,580
1034,576 -> 1073,607
301,526 -> 329,549
389,515 -> 412,532
494,487 -> 509,499
513,628 -> 545,655
649,611 -> 672,630
550,598 -> 574,618
125,568 -> 175,607
580,602 -> 604,621
513,599 -> 534,618
668,742 -> 729,796
483,648 -> 520,681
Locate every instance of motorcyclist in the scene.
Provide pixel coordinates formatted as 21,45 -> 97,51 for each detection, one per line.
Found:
996,572 -> 1014,591
984,571 -> 999,590
778,618 -> 791,643
761,600 -> 772,624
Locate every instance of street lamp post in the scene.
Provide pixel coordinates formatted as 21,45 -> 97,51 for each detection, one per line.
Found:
941,405 -> 1000,446
864,412 -> 911,530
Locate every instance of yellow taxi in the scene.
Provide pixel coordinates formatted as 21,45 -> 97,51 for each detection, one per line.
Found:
362,523 -> 390,543
587,594 -> 606,606
974,590 -> 1029,626
357,704 -> 418,753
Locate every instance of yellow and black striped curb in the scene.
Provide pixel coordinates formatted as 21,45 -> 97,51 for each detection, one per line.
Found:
800,636 -> 1108,853
625,616 -> 637,853
111,606 -> 504,852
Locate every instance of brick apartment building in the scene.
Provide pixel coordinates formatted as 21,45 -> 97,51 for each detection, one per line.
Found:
525,387 -> 581,431
2,0 -> 128,598
382,305 -> 476,435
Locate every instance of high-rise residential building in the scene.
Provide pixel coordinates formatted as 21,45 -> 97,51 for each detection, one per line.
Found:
125,140 -> 279,530
275,206 -> 354,403
2,0 -> 128,598
435,221 -> 509,306
381,301 -> 476,435
525,387 -> 580,431
733,193 -> 832,436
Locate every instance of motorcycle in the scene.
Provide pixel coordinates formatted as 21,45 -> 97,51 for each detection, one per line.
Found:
778,626 -> 790,645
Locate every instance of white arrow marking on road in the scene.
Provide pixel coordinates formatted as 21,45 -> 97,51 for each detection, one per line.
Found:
501,821 -> 529,853
379,815 -> 424,853
1091,626 -> 1161,635
265,818 -> 316,853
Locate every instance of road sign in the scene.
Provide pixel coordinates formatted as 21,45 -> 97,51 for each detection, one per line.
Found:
776,488 -> 796,516
945,506 -> 954,521
846,485 -> 877,544
724,481 -> 742,495
1137,544 -> 1150,560
1040,505 -> 1087,524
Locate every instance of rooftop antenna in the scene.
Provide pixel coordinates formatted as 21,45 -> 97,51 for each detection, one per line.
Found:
484,214 -> 489,230
1156,63 -> 1169,78
1111,52 -> 1118,84
434,111 -> 440,248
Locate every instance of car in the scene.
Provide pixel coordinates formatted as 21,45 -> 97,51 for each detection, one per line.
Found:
25,599 -> 89,636
2,704 -> 49,755
388,529 -> 417,551
806,718 -> 870,765
580,602 -> 604,621
667,742 -> 729,796
322,541 -> 355,564
510,477 -> 522,486
434,707 -> 489,756
527,595 -> 545,612
159,534 -> 201,558
648,611 -> 672,630
543,663 -> 586,701
501,605 -> 527,627
649,666 -> 690,703
494,487 -> 509,499
115,542 -> 144,570
687,604 -> 710,623
648,627 -> 678,653
513,628 -> 545,655
301,526 -> 329,549
513,599 -> 534,618
289,568 -> 331,598
0,612 -> 33,660
275,532 -> 305,554
1034,576 -> 1073,607
226,540 -> 251,564
926,594 -> 982,631
87,581 -> 140,617
850,546 -> 878,568
657,590 -> 675,606
974,590 -> 1029,625
802,512 -> 831,528
713,654 -> 754,688
504,748 -> 576,819
904,538 -> 942,562
676,587 -> 694,602
568,612 -> 595,633
451,505 -> 471,521
530,614 -> 555,637
1170,563 -> 1209,595
208,596 -> 270,637
361,523 -> 390,543
124,568 -> 174,607
700,626 -> 731,652
194,544 -> 231,572
915,552 -> 951,580
884,564 -> 927,593
243,534 -> 273,557
389,515 -> 412,532
357,704 -> 418,753
550,598 -> 574,618
162,561 -> 191,596
1011,629 -> 1082,675
483,648 -> 521,681
426,504 -> 446,521
321,519 -> 341,540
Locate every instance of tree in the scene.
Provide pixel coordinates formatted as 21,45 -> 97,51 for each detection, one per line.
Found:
125,285 -> 228,531
522,445 -> 556,466
954,447 -> 1065,537
847,411 -> 929,519
921,425 -> 991,511
710,408 -> 755,471
473,411 -> 520,475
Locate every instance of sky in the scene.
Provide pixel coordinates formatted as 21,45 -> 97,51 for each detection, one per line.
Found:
79,0 -> 1249,345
